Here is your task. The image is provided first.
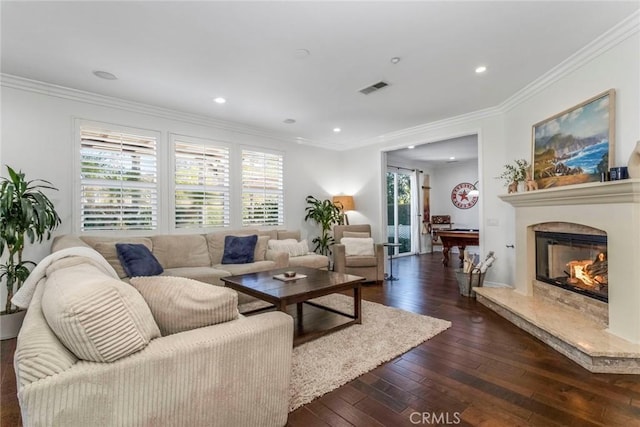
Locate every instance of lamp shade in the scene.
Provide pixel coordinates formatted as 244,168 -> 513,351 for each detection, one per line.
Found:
468,180 -> 480,197
333,195 -> 355,211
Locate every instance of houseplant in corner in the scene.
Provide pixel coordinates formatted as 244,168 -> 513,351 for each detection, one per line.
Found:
304,195 -> 342,256
1,166 -> 61,339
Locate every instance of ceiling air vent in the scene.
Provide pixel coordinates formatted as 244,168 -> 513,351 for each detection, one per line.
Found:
359,81 -> 389,95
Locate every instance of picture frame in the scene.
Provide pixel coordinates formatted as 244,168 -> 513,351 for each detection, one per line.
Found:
532,89 -> 615,189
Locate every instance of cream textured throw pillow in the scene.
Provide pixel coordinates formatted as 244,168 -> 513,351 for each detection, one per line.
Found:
341,237 -> 375,256
129,276 -> 239,336
267,239 -> 310,257
254,235 -> 270,261
42,261 -> 160,363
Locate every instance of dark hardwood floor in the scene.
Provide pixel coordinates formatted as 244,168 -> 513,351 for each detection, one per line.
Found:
286,253 -> 640,427
3,253 -> 640,426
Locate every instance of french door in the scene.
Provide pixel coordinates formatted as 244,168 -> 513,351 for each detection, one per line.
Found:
386,170 -> 415,256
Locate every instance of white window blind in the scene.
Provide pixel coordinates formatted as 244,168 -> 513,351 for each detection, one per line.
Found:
79,128 -> 158,231
242,149 -> 284,226
174,140 -> 230,228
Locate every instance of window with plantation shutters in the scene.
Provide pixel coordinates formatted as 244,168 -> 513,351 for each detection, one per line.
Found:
79,128 -> 158,231
242,149 -> 284,226
174,139 -> 230,228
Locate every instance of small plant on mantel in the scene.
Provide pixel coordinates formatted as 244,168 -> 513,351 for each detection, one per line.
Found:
498,159 -> 530,192
0,166 -> 61,314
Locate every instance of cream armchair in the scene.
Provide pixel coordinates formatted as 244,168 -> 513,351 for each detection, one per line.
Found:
332,224 -> 384,284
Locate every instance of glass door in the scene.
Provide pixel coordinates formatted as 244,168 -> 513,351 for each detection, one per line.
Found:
386,170 -> 413,255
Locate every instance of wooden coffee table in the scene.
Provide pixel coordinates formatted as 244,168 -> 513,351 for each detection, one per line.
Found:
221,266 -> 364,346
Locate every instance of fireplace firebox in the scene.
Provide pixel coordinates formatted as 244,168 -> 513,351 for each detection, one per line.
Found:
535,231 -> 608,302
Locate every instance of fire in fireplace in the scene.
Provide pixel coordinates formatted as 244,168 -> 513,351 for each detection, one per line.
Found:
535,231 -> 608,302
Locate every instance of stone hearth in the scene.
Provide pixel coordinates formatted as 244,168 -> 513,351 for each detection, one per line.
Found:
476,179 -> 640,374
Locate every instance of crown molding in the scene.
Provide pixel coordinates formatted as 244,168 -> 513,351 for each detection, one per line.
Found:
2,10 -> 638,152
344,106 -> 502,151
0,73 -> 303,146
348,10 -> 640,150
498,10 -> 640,113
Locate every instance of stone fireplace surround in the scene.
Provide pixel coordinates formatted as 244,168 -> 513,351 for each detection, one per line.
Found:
475,179 -> 640,374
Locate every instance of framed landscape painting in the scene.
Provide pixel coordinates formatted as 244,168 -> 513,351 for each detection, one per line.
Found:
532,89 -> 615,189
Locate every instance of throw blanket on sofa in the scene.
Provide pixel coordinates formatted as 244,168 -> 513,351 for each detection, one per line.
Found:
12,247 -> 119,309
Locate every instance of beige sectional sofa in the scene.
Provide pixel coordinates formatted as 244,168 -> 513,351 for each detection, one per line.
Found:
14,229 -> 329,425
14,250 -> 293,426
51,229 -> 329,304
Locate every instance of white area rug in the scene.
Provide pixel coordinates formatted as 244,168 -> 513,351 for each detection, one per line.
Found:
242,294 -> 451,412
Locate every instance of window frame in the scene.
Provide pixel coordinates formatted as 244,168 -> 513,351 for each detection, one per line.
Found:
73,119 -> 164,235
169,133 -> 232,232
240,147 -> 285,227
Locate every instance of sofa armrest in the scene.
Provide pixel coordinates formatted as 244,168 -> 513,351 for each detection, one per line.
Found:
18,312 -> 293,427
266,250 -> 289,268
332,244 -> 346,272
50,234 -> 91,252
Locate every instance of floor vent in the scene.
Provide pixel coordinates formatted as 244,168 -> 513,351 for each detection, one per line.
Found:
359,81 -> 389,95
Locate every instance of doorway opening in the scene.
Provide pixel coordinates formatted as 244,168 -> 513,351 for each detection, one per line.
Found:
386,168 -> 416,256
384,133 -> 479,256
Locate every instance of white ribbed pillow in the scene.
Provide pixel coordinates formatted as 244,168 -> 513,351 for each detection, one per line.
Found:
267,239 -> 310,257
341,237 -> 375,256
42,261 -> 160,363
129,276 -> 239,336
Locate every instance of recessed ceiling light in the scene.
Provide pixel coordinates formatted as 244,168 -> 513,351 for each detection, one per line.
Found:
449,156 -> 456,160
333,127 -> 341,133
475,66 -> 487,74
92,70 -> 117,80
213,97 -> 226,104
283,118 -> 296,124
408,145 -> 415,149
390,57 -> 401,64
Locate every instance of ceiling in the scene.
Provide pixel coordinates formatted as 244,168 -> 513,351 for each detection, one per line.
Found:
2,1 -> 638,151
387,135 -> 478,168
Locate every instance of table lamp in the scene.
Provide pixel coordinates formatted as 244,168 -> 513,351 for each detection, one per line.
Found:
333,195 -> 355,225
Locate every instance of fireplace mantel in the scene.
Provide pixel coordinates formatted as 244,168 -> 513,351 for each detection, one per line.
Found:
476,177 -> 640,372
499,178 -> 640,207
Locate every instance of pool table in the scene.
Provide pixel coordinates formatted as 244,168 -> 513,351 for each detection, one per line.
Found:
436,229 -> 480,267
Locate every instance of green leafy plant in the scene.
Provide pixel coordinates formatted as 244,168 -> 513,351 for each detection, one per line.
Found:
498,158 -> 530,185
1,166 -> 61,314
304,195 -> 342,256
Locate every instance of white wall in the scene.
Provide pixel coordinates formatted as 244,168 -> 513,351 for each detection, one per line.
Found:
340,29 -> 639,287
384,154 -> 434,253
342,116 -> 509,284
430,159 -> 479,230
504,33 -> 640,169
0,85 -> 341,296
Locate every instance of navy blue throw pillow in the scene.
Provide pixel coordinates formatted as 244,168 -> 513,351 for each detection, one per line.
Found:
116,243 -> 164,277
221,235 -> 258,264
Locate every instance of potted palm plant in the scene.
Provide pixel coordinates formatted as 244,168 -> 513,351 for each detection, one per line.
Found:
1,166 -> 60,338
304,195 -> 342,256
